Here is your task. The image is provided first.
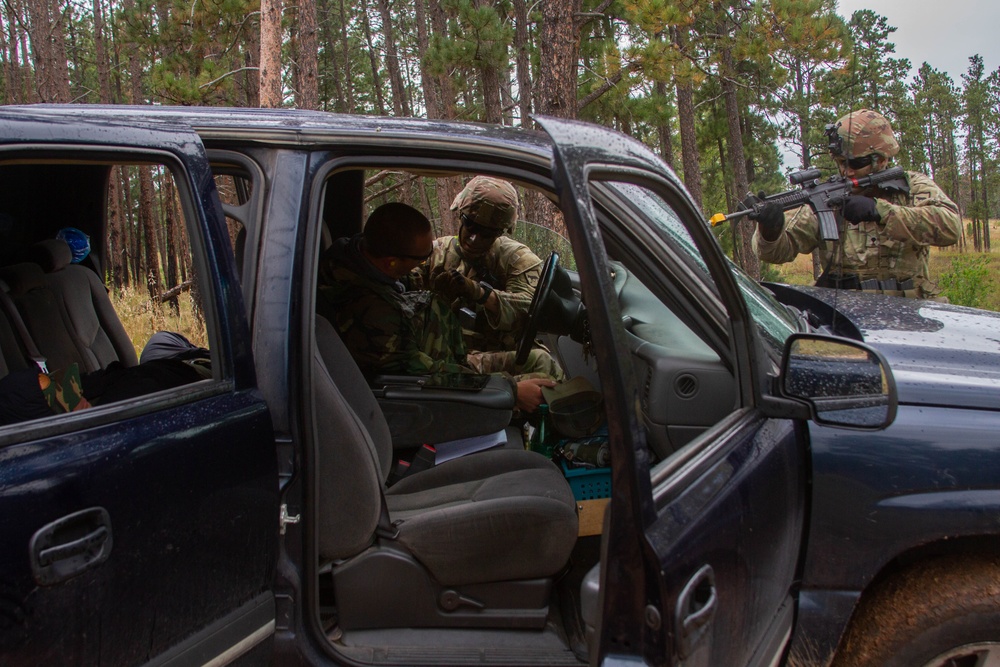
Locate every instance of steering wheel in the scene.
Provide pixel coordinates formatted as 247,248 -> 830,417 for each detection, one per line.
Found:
515,251 -> 559,367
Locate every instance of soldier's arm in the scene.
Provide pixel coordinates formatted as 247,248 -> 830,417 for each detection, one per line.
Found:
874,172 -> 962,248
752,205 -> 821,264
481,247 -> 541,332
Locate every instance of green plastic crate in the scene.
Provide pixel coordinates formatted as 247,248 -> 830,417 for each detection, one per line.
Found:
561,461 -> 611,500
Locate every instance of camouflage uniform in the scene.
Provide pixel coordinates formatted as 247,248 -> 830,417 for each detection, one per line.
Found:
753,109 -> 961,299
318,234 -> 557,381
317,236 -> 467,377
414,176 -> 564,380
417,235 -> 541,351
754,172 -> 961,298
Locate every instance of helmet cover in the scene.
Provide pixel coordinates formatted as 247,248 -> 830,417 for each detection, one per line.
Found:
450,176 -> 518,230
834,109 -> 899,160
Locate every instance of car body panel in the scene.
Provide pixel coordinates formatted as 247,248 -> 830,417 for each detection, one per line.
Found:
0,112 -> 280,664
764,283 -> 1000,409
789,404 -> 1000,665
763,283 -> 1000,666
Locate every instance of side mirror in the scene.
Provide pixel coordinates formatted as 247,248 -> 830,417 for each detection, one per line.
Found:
780,333 -> 897,430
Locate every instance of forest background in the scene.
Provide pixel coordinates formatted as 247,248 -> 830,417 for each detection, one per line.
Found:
3,0 -> 998,309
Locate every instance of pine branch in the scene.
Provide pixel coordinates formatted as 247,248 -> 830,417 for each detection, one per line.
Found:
577,62 -> 640,112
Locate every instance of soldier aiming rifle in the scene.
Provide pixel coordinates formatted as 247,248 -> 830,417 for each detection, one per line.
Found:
734,109 -> 962,299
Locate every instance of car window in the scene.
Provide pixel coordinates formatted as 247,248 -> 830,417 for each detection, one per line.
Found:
604,180 -> 797,353
606,181 -> 713,283
0,157 -> 217,433
352,168 -> 576,270
590,180 -> 738,457
733,269 -> 800,351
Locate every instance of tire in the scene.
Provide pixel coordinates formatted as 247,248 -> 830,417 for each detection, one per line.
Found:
830,554 -> 1000,667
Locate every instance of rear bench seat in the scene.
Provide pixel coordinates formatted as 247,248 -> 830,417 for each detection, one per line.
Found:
0,301 -> 31,379
0,239 -> 136,375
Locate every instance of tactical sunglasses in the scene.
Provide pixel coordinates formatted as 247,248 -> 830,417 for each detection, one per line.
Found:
461,214 -> 504,239
836,154 -> 877,170
396,248 -> 434,262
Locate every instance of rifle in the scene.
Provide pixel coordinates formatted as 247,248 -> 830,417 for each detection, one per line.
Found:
709,166 -> 908,241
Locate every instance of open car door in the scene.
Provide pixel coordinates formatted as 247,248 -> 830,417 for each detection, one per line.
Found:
538,116 -> 807,667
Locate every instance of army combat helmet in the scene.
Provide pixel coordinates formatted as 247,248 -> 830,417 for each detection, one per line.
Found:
827,109 -> 900,165
451,176 -> 519,231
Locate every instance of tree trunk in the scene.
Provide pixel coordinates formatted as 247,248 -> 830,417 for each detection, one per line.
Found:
107,167 -> 125,290
296,0 -> 319,109
414,0 -> 438,118
336,0 -> 354,111
512,0 -> 533,128
654,79 -> 674,168
673,26 -> 702,211
92,0 -> 112,102
376,0 -> 410,116
160,174 -> 181,315
721,46 -> 757,280
16,0 -> 35,102
26,0 -> 70,101
538,0 -> 578,119
979,158 -> 990,252
0,3 -> 15,103
360,0 -> 386,114
428,1 -> 455,119
259,0 -> 283,107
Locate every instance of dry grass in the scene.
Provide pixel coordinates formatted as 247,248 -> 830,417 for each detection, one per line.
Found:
111,286 -> 209,359
769,219 -> 1000,311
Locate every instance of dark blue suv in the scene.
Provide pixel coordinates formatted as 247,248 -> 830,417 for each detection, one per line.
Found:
1,106 -> 998,667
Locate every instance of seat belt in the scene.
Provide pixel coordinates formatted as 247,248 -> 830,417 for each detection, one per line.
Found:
0,281 -> 48,373
375,490 -> 399,540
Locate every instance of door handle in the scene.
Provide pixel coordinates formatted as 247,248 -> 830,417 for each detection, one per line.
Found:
29,507 -> 113,585
675,564 -> 717,659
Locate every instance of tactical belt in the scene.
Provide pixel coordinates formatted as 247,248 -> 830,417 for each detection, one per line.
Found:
817,273 -> 917,298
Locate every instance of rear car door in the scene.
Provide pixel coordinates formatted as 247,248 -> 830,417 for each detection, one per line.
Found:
0,112 -> 279,665
540,117 -> 806,666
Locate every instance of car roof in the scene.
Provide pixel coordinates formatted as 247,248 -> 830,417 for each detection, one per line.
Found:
0,104 -> 557,156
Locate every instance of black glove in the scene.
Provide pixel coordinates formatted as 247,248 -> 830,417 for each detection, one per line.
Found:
840,195 -> 880,223
742,191 -> 784,242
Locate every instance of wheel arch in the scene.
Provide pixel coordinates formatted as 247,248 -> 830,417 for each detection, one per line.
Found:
828,536 -> 1000,667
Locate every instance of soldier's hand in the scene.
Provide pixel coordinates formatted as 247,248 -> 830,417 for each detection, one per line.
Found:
515,378 -> 557,414
431,267 -> 482,302
840,195 -> 881,223
741,191 -> 784,242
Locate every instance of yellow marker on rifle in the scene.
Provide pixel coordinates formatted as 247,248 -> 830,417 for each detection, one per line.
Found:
708,210 -> 752,227
709,212 -> 730,227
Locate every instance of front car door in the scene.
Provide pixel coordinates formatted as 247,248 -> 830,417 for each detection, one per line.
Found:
0,111 -> 279,665
539,117 -> 806,667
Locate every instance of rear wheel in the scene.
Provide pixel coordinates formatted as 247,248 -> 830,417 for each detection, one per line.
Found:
921,642 -> 1000,667
831,554 -> 1000,667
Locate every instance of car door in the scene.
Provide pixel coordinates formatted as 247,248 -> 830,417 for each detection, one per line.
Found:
0,112 -> 279,665
539,117 -> 806,667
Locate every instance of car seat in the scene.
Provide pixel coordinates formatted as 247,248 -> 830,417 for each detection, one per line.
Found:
313,315 -> 578,629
